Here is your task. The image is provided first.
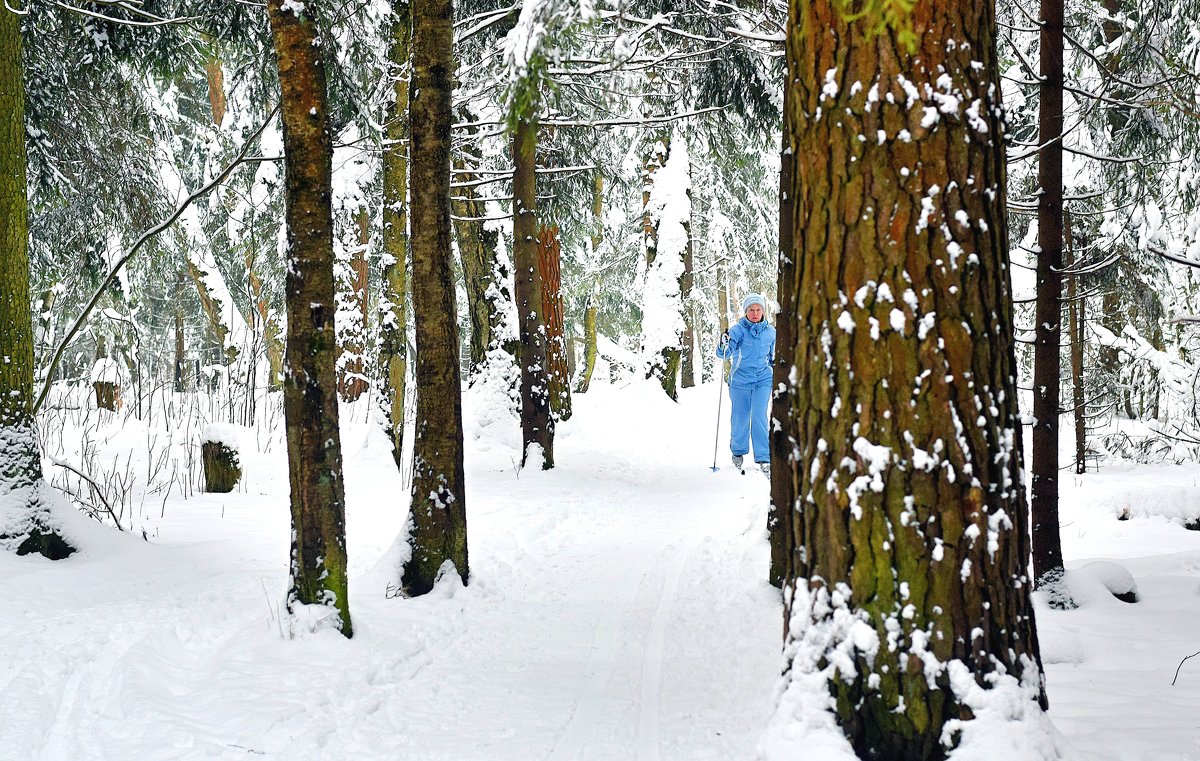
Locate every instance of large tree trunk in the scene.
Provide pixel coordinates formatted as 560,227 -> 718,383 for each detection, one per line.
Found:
769,79 -> 795,590
0,12 -> 73,560
266,0 -> 352,636
513,112 -> 554,468
538,225 -> 572,420
774,2 -> 1047,756
379,0 -> 410,471
1031,0 -> 1067,592
403,0 -> 468,595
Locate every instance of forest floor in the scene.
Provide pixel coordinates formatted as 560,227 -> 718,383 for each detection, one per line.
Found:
2,379 -> 1200,760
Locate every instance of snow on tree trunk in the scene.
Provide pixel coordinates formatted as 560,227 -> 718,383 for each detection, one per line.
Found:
403,0 -> 469,596
512,112 -> 554,468
266,0 -> 352,637
336,205 -> 371,402
765,2 -> 1053,758
379,0 -> 410,471
90,357 -> 123,412
1031,0 -> 1067,594
641,132 -> 691,401
0,11 -> 73,560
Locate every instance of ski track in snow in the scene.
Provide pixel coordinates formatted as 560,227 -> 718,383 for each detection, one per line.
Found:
7,381 -> 1197,759
0,381 -> 782,761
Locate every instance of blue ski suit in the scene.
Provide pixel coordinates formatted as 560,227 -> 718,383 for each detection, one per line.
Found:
716,317 -> 776,463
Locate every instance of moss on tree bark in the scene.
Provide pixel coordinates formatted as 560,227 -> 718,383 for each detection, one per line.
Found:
402,0 -> 469,596
778,1 -> 1047,756
266,0 -> 352,636
0,10 -> 73,560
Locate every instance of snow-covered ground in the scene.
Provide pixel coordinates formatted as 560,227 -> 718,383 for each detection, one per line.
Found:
3,380 -> 1200,760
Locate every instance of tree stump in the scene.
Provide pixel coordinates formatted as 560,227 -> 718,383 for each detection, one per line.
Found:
201,438 -> 241,493
90,357 -> 122,411
93,381 -> 120,411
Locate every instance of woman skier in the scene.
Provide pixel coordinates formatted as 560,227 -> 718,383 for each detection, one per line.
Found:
716,293 -> 776,474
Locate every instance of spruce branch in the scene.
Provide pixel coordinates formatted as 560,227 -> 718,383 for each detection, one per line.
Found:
33,106 -> 280,415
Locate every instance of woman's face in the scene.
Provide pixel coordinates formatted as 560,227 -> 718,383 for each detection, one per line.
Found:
746,304 -> 764,323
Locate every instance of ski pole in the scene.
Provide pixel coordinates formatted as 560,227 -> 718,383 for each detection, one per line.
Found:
711,360 -> 724,472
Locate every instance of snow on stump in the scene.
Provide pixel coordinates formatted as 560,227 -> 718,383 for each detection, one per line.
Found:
201,424 -> 241,494
89,358 -> 123,411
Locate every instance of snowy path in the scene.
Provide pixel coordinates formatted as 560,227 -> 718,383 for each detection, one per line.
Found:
0,382 -> 783,761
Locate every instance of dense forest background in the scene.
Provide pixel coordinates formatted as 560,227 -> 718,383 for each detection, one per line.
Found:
5,0 -> 1200,757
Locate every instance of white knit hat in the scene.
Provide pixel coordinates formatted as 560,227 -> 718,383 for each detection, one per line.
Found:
741,293 -> 766,312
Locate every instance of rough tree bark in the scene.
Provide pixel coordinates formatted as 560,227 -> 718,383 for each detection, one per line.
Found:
338,208 -> 370,401
379,0 -> 410,471
0,11 -> 74,560
769,79 -> 795,590
513,111 -> 554,468
775,1 -> 1047,756
402,0 -> 469,595
266,0 -> 352,636
1031,0 -> 1067,592
538,225 -> 572,420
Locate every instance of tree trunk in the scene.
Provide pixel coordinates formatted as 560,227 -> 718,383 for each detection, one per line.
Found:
1067,215 -> 1087,474
174,268 -> 187,391
204,53 -> 226,127
576,296 -> 598,393
338,208 -> 370,402
201,440 -> 241,493
775,2 -> 1047,756
513,112 -> 554,468
575,171 -> 604,394
641,134 -> 668,268
246,256 -> 284,390
539,225 -> 572,421
379,0 -> 410,471
642,135 -> 687,402
452,149 -> 496,373
403,0 -> 469,595
1031,0 -> 1066,592
680,239 -> 696,390
0,11 -> 73,560
769,79 -> 795,590
267,0 -> 352,636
